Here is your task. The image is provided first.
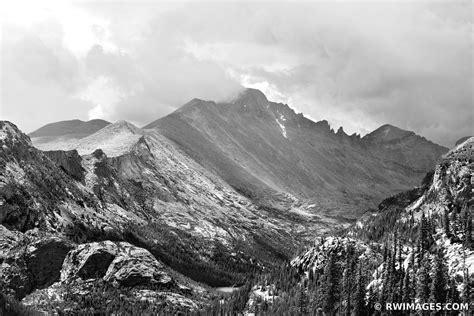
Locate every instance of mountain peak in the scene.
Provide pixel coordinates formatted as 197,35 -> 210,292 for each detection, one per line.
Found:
74,120 -> 143,157
29,119 -> 110,138
336,126 -> 347,136
109,120 -> 141,132
363,124 -> 413,143
231,88 -> 268,107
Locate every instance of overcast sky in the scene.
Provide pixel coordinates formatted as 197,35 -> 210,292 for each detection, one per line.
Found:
0,0 -> 472,146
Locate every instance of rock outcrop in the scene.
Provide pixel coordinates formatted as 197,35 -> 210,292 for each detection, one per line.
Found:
43,150 -> 85,182
26,236 -> 74,289
0,229 -> 72,299
61,241 -> 173,287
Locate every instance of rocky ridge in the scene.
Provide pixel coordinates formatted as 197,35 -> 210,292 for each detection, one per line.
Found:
147,88 -> 448,221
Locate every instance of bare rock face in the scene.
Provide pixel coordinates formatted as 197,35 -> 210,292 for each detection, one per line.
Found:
0,229 -> 72,299
0,121 -> 100,233
26,236 -> 74,289
61,241 -> 118,280
104,246 -> 172,286
61,241 -> 172,287
43,150 -> 85,182
0,225 -> 22,259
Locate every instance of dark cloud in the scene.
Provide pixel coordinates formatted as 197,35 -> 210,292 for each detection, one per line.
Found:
1,1 -> 472,145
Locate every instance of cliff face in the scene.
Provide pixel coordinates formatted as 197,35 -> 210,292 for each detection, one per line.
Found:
0,121 -> 100,233
43,150 -> 85,182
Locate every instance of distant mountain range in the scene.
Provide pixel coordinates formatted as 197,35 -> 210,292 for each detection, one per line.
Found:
1,88 -> 461,314
146,88 -> 447,220
28,89 -> 448,222
29,119 -> 111,138
29,119 -> 111,151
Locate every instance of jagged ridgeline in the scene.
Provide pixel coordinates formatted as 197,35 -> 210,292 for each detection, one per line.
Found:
211,137 -> 472,314
0,89 -> 463,314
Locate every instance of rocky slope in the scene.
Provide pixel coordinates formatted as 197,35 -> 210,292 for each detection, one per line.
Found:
29,119 -> 110,151
363,124 -> 448,176
220,137 -> 472,314
146,88 -> 447,221
1,120 -> 321,313
340,137 -> 472,283
71,120 -> 144,156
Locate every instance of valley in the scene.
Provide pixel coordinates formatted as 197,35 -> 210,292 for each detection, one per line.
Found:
0,89 -> 470,315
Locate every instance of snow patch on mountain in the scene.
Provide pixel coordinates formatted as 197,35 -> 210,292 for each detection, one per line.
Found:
275,118 -> 287,138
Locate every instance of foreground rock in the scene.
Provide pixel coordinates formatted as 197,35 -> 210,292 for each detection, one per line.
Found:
20,241 -> 204,314
61,241 -> 173,287
0,229 -> 72,299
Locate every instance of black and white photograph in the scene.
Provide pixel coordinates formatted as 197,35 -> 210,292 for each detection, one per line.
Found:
0,0 -> 472,314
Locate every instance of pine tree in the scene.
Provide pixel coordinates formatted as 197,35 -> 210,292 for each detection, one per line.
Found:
417,257 -> 431,303
322,252 -> 339,314
366,286 -> 377,316
415,240 -> 423,267
342,245 -> 356,315
430,250 -> 447,304
461,247 -> 471,306
298,281 -> 308,315
444,207 -> 451,237
420,212 -> 433,254
452,207 -> 459,236
446,278 -> 460,304
402,265 -> 411,304
381,245 -> 395,305
345,289 -> 351,316
309,268 -> 314,283
353,265 -> 366,316
462,204 -> 472,249
397,237 -> 403,272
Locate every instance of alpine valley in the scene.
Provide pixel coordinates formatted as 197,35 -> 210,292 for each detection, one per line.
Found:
0,89 -> 471,315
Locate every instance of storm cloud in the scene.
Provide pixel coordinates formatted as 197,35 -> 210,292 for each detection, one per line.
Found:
1,1 -> 472,146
